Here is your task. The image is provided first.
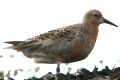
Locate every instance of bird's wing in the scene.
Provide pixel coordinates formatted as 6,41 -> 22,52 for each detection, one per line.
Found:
25,23 -> 88,53
5,23 -> 89,56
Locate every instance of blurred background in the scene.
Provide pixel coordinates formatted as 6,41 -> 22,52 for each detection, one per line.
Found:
0,0 -> 120,79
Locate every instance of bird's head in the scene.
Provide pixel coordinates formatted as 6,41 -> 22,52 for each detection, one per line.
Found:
82,9 -> 118,27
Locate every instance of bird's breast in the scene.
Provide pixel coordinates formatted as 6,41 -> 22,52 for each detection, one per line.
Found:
61,27 -> 98,63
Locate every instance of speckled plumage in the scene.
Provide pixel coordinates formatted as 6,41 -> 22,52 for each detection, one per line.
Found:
26,23 -> 87,41
26,23 -> 89,54
4,9 -> 118,64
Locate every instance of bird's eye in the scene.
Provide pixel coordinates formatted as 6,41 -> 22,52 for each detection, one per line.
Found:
94,14 -> 98,17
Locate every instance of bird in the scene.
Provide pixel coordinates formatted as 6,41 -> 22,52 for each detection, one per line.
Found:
4,9 -> 118,74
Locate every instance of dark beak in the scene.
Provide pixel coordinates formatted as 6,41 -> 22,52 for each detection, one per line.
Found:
103,18 -> 118,27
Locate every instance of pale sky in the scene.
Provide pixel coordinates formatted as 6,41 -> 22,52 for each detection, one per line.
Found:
0,0 -> 120,79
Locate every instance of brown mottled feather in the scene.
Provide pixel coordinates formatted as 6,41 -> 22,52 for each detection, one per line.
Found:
26,23 -> 86,41
4,23 -> 89,59
5,24 -> 87,53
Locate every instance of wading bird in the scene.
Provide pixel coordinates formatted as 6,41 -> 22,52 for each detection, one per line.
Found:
4,9 -> 118,74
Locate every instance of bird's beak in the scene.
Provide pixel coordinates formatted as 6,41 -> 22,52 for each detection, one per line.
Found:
103,18 -> 118,27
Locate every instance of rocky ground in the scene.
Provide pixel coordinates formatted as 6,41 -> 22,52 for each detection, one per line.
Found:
0,66 -> 120,80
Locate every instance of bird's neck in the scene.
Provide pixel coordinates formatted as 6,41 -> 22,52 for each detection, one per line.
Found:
84,22 -> 99,43
83,22 -> 99,35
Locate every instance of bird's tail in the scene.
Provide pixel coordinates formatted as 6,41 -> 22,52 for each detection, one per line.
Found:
4,40 -> 39,58
4,41 -> 24,45
4,40 -> 39,51
3,41 -> 24,50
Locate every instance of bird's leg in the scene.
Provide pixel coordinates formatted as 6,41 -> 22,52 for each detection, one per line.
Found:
55,62 -> 61,80
56,62 -> 61,74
